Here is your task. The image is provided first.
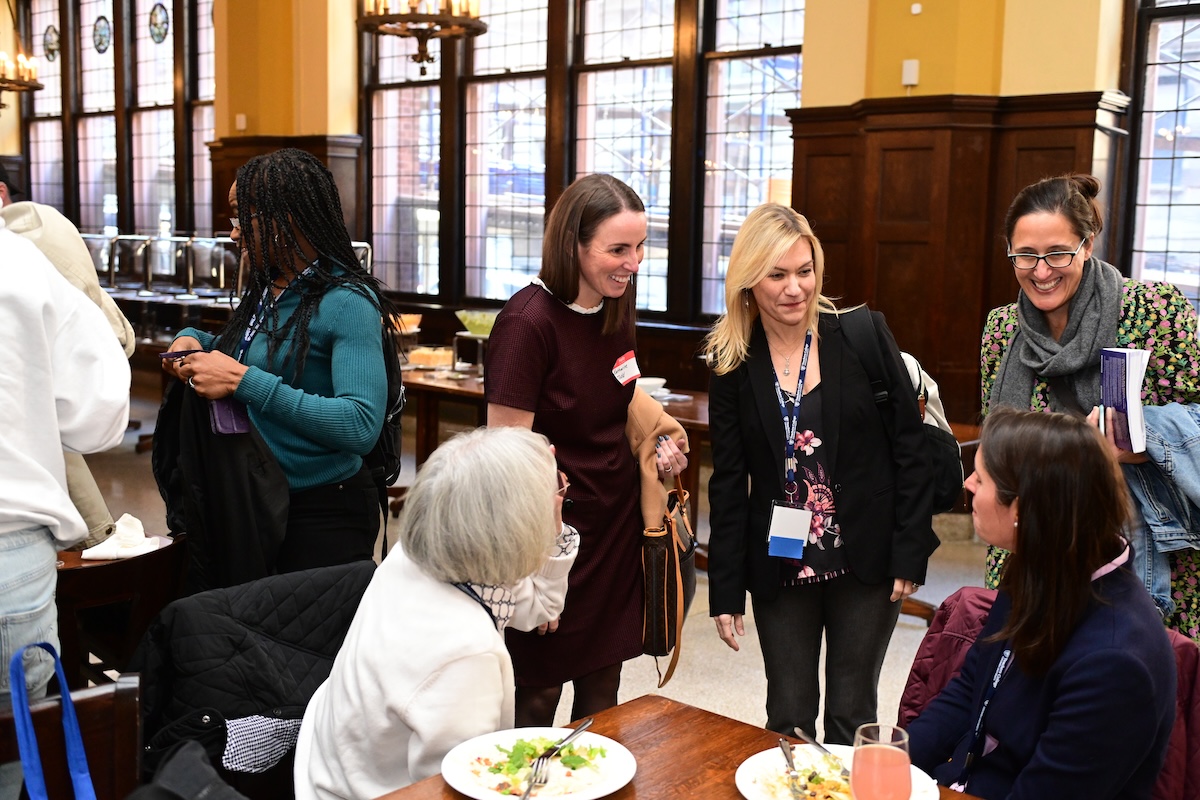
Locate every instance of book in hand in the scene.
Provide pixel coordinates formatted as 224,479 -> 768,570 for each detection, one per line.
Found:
1100,348 -> 1151,453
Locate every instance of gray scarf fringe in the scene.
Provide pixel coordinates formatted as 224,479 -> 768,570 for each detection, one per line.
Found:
990,257 -> 1124,415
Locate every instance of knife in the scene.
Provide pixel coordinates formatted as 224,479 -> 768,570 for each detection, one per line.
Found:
793,727 -> 851,779
778,738 -> 806,799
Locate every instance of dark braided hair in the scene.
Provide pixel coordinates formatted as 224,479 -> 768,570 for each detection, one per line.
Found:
217,148 -> 397,379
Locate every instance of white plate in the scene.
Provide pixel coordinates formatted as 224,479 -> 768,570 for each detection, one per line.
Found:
441,727 -> 636,800
649,388 -> 670,399
734,743 -> 938,800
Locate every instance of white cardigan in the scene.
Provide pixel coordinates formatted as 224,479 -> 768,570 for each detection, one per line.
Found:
294,538 -> 577,800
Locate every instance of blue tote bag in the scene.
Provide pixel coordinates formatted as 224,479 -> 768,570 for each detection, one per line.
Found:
8,642 -> 97,800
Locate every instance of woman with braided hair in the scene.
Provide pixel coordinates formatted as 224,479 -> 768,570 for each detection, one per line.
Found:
163,148 -> 392,572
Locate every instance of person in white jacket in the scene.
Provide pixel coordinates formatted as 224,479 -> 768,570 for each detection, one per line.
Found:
0,218 -> 130,797
1,200 -> 137,549
295,426 -> 580,800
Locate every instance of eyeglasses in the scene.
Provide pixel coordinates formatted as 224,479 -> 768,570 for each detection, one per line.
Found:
1006,238 -> 1088,270
227,211 -> 261,231
557,470 -> 570,497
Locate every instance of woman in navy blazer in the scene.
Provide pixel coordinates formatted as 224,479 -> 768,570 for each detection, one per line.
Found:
908,408 -> 1175,799
704,203 -> 938,743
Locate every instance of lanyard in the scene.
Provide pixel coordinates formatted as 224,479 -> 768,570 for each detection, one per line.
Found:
236,288 -> 274,364
772,331 -> 812,505
234,265 -> 313,364
952,646 -> 1013,791
453,582 -> 498,629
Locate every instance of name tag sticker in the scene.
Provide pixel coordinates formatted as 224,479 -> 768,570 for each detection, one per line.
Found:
612,351 -> 641,386
767,502 -> 812,559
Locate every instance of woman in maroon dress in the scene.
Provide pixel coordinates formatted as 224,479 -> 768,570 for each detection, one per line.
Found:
486,173 -> 688,725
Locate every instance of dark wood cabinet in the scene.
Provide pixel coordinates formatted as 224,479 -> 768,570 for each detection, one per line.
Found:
788,91 -> 1130,423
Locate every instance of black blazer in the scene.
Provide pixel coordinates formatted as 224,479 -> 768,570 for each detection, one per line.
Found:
707,311 -> 938,616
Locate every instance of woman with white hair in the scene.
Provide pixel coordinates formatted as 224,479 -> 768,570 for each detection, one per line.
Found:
294,426 -> 579,799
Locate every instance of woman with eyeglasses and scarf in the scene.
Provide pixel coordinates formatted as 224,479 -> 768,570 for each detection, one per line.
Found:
980,173 -> 1200,638
163,148 -> 395,576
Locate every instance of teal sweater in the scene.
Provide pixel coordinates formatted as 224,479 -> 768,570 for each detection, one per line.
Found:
179,284 -> 385,491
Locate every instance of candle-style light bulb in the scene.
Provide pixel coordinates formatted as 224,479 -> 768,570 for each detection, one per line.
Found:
28,57 -> 37,82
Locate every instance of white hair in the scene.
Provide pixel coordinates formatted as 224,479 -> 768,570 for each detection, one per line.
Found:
397,426 -> 558,585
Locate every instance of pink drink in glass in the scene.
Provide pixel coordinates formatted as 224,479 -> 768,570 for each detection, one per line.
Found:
850,743 -> 912,800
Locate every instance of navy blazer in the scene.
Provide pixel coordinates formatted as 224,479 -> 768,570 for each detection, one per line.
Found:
908,566 -> 1176,800
707,310 -> 938,616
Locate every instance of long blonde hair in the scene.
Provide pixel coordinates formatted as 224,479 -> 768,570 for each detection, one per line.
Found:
703,203 -> 836,375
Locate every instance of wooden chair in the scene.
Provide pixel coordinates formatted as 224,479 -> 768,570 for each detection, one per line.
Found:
56,534 -> 188,690
0,675 -> 141,800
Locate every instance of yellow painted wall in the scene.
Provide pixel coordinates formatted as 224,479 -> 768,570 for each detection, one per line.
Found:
802,0 -> 870,107
0,10 -> 20,154
999,0 -> 1124,95
865,0 -> 1004,98
215,0 -> 357,138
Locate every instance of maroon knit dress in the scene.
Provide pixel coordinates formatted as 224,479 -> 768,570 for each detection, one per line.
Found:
486,284 -> 643,686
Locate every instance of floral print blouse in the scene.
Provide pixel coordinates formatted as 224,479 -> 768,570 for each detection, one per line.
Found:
980,279 -> 1200,638
780,385 -> 850,586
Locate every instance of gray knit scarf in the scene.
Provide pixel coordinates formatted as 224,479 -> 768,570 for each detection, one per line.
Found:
990,257 -> 1124,415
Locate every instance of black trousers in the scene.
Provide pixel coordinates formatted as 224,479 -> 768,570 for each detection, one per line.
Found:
751,572 -> 901,745
274,464 -> 379,573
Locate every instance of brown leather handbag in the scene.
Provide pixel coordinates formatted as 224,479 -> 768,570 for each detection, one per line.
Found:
641,480 -> 696,687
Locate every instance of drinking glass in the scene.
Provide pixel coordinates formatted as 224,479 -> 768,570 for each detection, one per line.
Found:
851,723 -> 911,800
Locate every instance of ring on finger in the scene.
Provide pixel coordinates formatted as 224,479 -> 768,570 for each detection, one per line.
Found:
188,377 -> 196,389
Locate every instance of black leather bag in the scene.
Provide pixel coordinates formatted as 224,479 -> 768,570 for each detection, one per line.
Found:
840,306 -> 964,514
641,482 -> 696,686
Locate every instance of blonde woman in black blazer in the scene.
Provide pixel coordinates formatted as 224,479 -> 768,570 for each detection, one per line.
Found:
704,203 -> 939,743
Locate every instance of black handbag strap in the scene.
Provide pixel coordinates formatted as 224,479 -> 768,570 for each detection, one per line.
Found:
840,306 -> 892,407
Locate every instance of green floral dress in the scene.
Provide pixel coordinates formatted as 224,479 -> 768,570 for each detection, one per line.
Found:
981,279 -> 1200,639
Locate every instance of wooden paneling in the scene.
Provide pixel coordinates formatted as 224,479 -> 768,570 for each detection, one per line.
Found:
208,135 -> 364,237
789,92 -> 1130,423
0,153 -> 24,195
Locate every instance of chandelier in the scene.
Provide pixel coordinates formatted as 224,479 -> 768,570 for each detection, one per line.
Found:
0,0 -> 41,110
359,0 -> 486,76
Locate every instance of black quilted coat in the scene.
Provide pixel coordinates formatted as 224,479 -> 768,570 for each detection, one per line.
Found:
129,561 -> 376,776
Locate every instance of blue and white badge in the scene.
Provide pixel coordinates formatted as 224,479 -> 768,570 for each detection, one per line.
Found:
767,501 -> 812,559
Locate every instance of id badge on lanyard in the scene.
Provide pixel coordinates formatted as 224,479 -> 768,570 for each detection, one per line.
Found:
766,332 -> 814,559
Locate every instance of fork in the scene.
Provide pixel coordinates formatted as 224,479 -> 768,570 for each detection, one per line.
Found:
778,738 -> 807,798
519,717 -> 595,799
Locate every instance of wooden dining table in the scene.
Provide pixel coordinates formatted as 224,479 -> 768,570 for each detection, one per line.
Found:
374,694 -> 979,800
